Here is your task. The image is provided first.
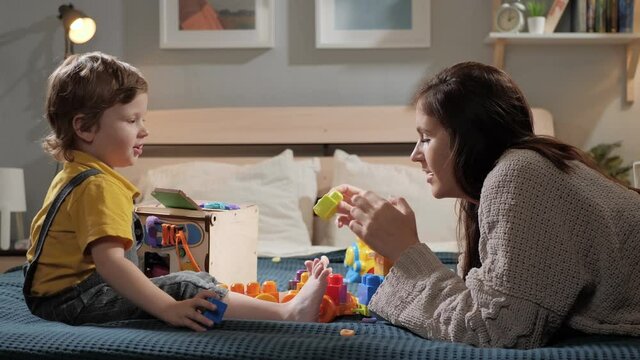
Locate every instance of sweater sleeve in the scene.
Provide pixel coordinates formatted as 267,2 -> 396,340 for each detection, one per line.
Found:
368,150 -> 586,349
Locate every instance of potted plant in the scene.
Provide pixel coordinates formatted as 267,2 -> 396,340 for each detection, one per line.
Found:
526,0 -> 547,34
587,141 -> 633,185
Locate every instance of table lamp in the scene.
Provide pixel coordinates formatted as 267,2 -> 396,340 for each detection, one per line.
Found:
0,168 -> 26,251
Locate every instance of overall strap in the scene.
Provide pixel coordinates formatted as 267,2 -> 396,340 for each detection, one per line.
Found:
23,168 -> 101,298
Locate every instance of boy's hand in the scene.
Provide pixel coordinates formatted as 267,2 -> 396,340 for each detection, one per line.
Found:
159,290 -> 221,332
90,238 -> 223,332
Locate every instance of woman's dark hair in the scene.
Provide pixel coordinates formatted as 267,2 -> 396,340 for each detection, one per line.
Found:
413,61 -> 640,279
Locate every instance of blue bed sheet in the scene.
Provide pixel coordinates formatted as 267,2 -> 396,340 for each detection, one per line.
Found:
1,252 -> 639,360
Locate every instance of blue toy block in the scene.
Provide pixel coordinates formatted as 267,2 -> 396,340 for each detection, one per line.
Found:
357,274 -> 383,306
203,298 -> 227,326
344,268 -> 362,284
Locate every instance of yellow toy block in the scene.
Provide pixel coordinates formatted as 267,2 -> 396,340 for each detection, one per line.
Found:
313,190 -> 344,220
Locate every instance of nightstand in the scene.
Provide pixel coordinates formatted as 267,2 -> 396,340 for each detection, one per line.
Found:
0,255 -> 25,273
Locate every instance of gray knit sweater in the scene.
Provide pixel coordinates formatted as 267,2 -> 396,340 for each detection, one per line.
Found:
368,149 -> 640,349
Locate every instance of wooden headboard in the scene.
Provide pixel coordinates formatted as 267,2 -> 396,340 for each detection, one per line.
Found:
119,106 -> 554,193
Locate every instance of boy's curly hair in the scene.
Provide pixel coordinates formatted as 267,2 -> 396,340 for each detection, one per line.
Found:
43,52 -> 148,161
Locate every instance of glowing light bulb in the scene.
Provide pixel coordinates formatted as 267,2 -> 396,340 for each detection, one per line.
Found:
68,17 -> 96,44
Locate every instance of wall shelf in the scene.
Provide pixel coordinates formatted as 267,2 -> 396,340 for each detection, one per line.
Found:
486,32 -> 640,45
488,0 -> 640,103
486,33 -> 640,103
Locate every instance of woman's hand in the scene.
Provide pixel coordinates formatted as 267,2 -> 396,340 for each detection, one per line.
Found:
159,290 -> 220,332
333,184 -> 420,262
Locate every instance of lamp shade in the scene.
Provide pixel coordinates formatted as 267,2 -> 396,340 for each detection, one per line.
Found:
68,17 -> 96,44
0,168 -> 26,251
59,4 -> 96,45
0,168 -> 26,212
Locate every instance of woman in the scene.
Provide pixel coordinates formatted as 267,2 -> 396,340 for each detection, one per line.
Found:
335,62 -> 640,349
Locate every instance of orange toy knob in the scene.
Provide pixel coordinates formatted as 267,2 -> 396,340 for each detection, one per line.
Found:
230,283 -> 245,294
246,282 -> 260,297
261,280 -> 279,302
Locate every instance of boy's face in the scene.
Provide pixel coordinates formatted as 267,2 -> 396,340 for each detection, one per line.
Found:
84,92 -> 149,168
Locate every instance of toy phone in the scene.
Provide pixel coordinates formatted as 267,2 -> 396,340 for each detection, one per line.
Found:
150,188 -> 201,210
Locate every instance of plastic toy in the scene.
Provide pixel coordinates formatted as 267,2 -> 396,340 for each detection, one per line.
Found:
320,273 -> 359,322
203,298 -> 227,325
145,216 -> 160,246
313,190 -> 343,220
344,238 -> 376,283
228,280 -> 280,302
339,329 -> 356,336
136,195 -> 259,285
280,270 -> 359,323
151,188 -> 200,210
220,258 -> 385,323
344,238 -> 393,283
355,274 -> 384,316
200,201 -> 241,210
142,218 -> 205,274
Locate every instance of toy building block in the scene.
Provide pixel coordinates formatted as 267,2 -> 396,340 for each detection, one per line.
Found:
201,201 -> 241,210
326,274 -> 348,306
357,274 -> 384,307
245,282 -> 261,297
353,274 -> 383,318
229,281 -> 279,302
313,190 -> 343,220
203,298 -> 227,325
230,283 -> 245,294
255,281 -> 279,302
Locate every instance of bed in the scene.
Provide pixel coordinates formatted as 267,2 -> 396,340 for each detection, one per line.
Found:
4,106 -> 639,359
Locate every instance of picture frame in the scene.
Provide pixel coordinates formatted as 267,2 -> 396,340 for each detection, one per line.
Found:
315,0 -> 431,49
159,0 -> 275,49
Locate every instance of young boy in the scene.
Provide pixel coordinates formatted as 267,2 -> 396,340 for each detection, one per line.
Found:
25,52 -> 331,331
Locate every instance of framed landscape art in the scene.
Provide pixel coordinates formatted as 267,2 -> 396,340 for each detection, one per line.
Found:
160,0 -> 274,49
315,0 -> 431,49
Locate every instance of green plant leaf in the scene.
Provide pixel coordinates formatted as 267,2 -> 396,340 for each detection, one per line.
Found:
525,0 -> 546,17
586,141 -> 630,185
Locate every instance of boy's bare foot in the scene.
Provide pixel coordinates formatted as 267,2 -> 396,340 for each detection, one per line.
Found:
285,256 -> 332,322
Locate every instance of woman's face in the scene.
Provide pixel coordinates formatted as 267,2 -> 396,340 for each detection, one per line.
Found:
411,105 -> 469,201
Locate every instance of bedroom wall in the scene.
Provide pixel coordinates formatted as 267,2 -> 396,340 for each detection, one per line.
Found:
1,0 -> 639,234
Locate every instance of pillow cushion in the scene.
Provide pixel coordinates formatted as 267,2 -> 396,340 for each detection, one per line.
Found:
138,150 -> 318,257
293,157 -> 321,239
317,149 -> 459,252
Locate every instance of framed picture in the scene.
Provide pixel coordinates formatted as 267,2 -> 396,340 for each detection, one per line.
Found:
160,0 -> 275,49
315,0 -> 430,49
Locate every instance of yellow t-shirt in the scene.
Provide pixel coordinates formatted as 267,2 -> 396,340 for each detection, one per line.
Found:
27,150 -> 140,296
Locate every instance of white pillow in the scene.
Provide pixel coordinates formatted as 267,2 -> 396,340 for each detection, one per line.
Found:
293,157 -> 321,239
318,149 -> 459,252
138,150 -> 319,257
